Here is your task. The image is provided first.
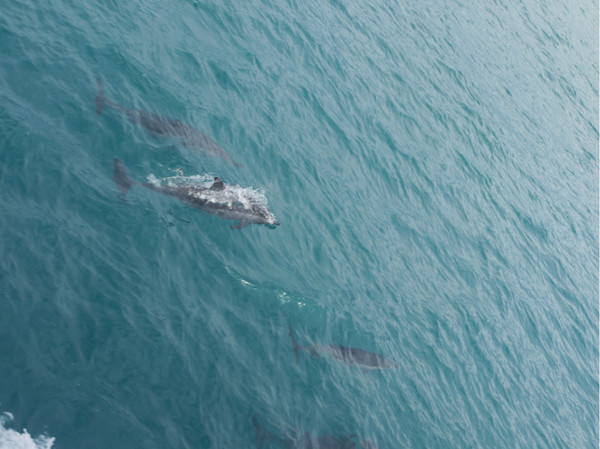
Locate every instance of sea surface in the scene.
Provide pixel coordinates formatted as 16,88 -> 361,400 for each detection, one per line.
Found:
0,0 -> 598,448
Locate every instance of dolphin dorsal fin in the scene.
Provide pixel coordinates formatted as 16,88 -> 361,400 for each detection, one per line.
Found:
211,177 -> 225,190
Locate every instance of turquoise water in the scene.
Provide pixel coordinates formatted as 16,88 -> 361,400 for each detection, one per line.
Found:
0,0 -> 598,448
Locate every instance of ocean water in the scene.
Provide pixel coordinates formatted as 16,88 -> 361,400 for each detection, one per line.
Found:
0,0 -> 597,448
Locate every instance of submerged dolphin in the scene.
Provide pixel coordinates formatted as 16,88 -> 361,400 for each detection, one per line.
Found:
96,79 -> 241,166
113,158 -> 279,229
252,416 -> 375,449
288,325 -> 397,371
265,433 -> 358,449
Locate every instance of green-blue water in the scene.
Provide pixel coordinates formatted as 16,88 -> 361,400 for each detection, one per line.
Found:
0,0 -> 598,448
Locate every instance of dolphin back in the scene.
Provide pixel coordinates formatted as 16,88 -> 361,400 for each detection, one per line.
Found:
333,346 -> 396,369
95,79 -> 243,166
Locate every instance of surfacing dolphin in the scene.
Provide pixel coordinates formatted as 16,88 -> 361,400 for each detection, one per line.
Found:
288,325 -> 397,371
96,79 -> 241,166
113,158 -> 279,229
252,416 -> 377,449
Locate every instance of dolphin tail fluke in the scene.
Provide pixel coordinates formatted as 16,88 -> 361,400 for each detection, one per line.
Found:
113,158 -> 136,196
252,415 -> 293,449
96,78 -> 105,115
288,324 -> 300,364
252,416 -> 263,449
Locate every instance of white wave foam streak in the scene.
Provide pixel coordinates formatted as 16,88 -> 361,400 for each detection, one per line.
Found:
147,174 -> 272,212
0,413 -> 54,449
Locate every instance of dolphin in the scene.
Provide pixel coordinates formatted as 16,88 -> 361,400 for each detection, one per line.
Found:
288,325 -> 397,371
252,416 -> 369,449
113,158 -> 279,229
96,79 -> 241,166
292,434 -> 360,449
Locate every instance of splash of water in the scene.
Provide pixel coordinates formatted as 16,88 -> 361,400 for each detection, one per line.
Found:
0,412 -> 55,449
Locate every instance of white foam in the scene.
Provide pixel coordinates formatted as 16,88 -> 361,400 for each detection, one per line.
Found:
148,173 -> 213,187
149,174 -> 272,209
0,412 -> 54,449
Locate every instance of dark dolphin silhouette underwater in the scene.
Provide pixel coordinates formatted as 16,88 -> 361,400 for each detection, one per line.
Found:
288,325 -> 397,371
252,416 -> 379,449
113,158 -> 279,229
97,79 -> 241,166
